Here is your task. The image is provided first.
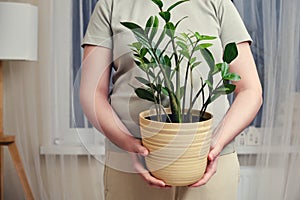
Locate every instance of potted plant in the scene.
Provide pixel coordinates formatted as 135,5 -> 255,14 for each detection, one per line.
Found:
121,0 -> 239,186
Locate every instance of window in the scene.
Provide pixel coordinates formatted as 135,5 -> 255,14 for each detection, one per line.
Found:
40,0 -> 104,155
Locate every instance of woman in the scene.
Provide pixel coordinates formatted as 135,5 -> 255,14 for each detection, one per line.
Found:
80,0 -> 262,199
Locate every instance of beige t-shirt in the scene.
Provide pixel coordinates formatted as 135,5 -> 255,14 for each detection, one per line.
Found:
82,0 -> 252,154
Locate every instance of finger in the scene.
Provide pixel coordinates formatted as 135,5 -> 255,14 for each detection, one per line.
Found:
132,155 -> 166,187
141,171 -> 166,187
189,158 -> 218,187
132,139 -> 149,156
208,145 -> 221,161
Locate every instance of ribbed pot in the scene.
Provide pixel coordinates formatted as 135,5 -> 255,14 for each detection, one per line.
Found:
139,109 -> 213,186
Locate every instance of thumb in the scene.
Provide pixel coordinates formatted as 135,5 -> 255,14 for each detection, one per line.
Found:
133,140 -> 149,156
208,146 -> 221,161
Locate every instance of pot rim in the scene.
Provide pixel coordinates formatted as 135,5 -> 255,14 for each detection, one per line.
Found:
139,108 -> 213,129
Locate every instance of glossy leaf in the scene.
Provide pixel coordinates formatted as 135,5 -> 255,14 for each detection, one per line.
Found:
200,48 -> 215,71
213,84 -> 236,95
159,11 -> 171,22
145,16 -> 154,35
121,22 -> 150,49
135,77 -> 150,85
223,42 -> 238,63
199,43 -> 213,49
176,41 -> 188,50
167,0 -> 189,12
135,88 -> 157,102
223,73 -> 241,81
199,35 -> 217,41
154,27 -> 166,49
121,22 -> 143,32
151,0 -> 163,9
161,87 -> 169,96
205,79 -> 213,88
191,61 -> 201,70
212,63 -> 223,75
189,57 -> 196,65
221,62 -> 229,78
129,42 -> 142,50
210,93 -> 221,103
149,16 -> 159,42
165,22 -> 175,38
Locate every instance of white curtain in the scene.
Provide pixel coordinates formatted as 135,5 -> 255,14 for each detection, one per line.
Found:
3,0 -> 300,199
4,1 -> 104,200
234,0 -> 300,199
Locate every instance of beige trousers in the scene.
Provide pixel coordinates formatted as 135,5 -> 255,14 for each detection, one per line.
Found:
103,151 -> 240,200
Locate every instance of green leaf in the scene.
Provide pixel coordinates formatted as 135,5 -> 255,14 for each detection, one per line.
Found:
167,0 -> 189,12
121,22 -> 143,32
224,83 -> 236,94
165,22 -> 175,38
223,73 -> 241,81
213,84 -> 236,95
154,27 -> 166,49
199,43 -> 213,49
214,86 -> 228,93
145,16 -> 154,35
161,87 -> 169,96
151,0 -> 163,9
223,42 -> 238,63
194,32 -> 201,40
210,93 -> 221,103
164,55 -> 171,67
178,49 -> 189,58
159,11 -> 171,22
212,63 -> 222,75
121,22 -> 151,49
134,61 -> 149,72
135,88 -> 157,102
134,60 -> 141,67
191,61 -> 201,70
200,48 -> 215,71
148,70 -> 156,78
129,42 -> 142,50
199,35 -> 217,40
221,62 -> 229,78
176,41 -> 188,50
140,48 -> 148,58
149,16 -> 159,42
135,77 -> 150,85
205,80 -> 213,88
180,32 -> 190,39
189,57 -> 196,65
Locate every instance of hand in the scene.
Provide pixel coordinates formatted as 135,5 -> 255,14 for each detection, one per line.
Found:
127,137 -> 168,188
189,144 -> 223,187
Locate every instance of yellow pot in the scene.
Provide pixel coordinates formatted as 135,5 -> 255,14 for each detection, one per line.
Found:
139,109 -> 213,186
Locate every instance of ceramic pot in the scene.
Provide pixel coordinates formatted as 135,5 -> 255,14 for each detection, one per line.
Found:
139,109 -> 213,186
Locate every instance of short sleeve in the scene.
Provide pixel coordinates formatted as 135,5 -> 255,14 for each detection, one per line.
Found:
81,0 -> 113,48
217,0 -> 252,48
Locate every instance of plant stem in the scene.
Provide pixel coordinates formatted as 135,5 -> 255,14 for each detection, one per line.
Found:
149,42 -> 182,122
187,81 -> 206,118
199,78 -> 223,119
182,38 -> 199,120
189,67 -> 193,122
146,70 -> 161,121
171,39 -> 181,101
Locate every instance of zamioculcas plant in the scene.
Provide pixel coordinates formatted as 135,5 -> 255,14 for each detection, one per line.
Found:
121,0 -> 240,123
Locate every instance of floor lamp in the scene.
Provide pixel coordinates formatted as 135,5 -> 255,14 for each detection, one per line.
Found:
0,3 -> 38,200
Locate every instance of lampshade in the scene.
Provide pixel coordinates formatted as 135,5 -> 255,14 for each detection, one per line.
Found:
0,2 -> 38,61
